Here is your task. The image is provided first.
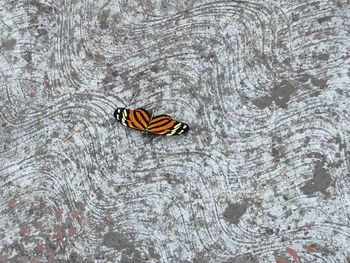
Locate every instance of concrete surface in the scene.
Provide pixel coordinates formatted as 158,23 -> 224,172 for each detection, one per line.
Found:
1,0 -> 350,262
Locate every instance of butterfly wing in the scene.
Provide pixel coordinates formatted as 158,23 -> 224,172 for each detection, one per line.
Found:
148,114 -> 189,136
114,108 -> 151,131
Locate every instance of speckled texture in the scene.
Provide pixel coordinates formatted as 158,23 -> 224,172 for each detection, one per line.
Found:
1,0 -> 350,262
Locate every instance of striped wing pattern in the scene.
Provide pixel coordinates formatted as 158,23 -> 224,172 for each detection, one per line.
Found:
114,108 -> 189,136
148,115 -> 189,136
114,108 -> 151,131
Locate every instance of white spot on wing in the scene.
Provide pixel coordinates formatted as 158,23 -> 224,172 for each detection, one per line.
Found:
174,123 -> 182,129
121,109 -> 128,125
170,127 -> 179,135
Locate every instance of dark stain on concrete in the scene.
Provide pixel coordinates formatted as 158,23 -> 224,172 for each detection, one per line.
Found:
148,245 -> 160,261
193,250 -> 209,263
318,16 -> 332,23
30,0 -> 54,15
102,231 -> 147,262
69,252 -> 83,262
98,9 -> 110,30
46,240 -> 58,253
150,64 -> 162,73
298,73 -> 312,83
316,53 -> 330,61
223,201 -> 249,224
23,52 -> 32,63
311,76 -> 327,88
253,95 -> 273,109
253,80 -> 297,108
229,253 -> 257,263
102,231 -> 131,249
120,249 -> 144,263
1,38 -> 16,51
301,161 -> 331,195
271,80 -> 297,108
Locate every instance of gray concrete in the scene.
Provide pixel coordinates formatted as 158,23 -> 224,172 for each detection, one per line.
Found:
1,0 -> 350,262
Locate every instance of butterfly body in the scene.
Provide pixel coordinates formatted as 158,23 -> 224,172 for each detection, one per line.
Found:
114,108 -> 189,136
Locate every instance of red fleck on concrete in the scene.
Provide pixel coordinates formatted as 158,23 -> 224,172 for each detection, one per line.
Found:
315,32 -> 322,39
304,223 -> 313,229
286,247 -> 300,261
20,227 -> 30,236
55,225 -> 65,243
8,198 -> 17,209
68,227 -> 76,237
276,256 -> 289,263
322,191 -> 334,200
306,244 -> 317,252
55,209 -> 63,219
35,243 -> 45,254
29,91 -> 37,97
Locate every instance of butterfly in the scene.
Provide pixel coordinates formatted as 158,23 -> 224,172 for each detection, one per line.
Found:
114,108 -> 189,136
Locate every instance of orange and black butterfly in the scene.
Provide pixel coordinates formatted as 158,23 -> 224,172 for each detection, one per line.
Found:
114,108 -> 189,136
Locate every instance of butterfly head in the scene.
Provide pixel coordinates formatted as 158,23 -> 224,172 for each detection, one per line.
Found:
142,128 -> 149,135
114,108 -> 120,120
